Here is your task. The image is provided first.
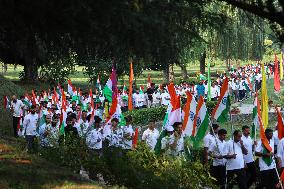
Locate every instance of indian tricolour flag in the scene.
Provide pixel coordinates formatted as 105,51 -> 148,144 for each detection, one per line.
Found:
105,95 -> 126,126
212,77 -> 230,123
96,75 -> 102,93
23,96 -> 31,108
59,92 -> 67,135
103,78 -> 113,102
68,79 -> 75,96
182,91 -> 196,137
191,96 -> 209,147
163,83 -> 181,128
3,95 -> 10,110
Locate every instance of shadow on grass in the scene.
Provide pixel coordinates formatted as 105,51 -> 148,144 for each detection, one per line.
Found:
0,137 -> 105,189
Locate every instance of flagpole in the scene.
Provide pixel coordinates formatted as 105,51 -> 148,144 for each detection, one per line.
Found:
273,156 -> 284,189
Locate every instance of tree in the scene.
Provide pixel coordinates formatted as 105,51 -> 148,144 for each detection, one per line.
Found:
217,0 -> 284,42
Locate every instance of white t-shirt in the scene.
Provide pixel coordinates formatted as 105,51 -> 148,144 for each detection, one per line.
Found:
152,92 -> 161,104
241,135 -> 254,163
224,140 -> 245,170
23,113 -> 39,136
161,134 -> 184,156
255,139 -> 275,171
277,138 -> 284,167
210,86 -> 218,98
108,128 -> 124,147
75,119 -> 91,137
86,128 -> 103,149
208,138 -> 227,166
39,123 -> 59,147
203,133 -> 215,148
11,99 -> 24,117
122,125 -> 134,149
239,80 -> 246,90
273,130 -> 279,146
161,92 -> 170,106
142,128 -> 160,150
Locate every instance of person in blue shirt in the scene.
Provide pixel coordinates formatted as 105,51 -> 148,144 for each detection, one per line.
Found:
196,81 -> 205,99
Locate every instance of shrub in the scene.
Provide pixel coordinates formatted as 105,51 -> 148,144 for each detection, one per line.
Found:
41,142 -> 216,189
123,106 -> 167,125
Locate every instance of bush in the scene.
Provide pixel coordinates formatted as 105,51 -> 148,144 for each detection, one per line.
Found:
123,106 -> 167,125
41,142 -> 216,189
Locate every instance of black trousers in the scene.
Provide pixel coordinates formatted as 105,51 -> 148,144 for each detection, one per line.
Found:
227,168 -> 248,189
258,169 -> 278,189
211,165 -> 226,189
12,116 -> 19,137
246,162 -> 257,188
26,135 -> 37,153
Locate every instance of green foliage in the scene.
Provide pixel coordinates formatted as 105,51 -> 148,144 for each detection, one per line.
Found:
186,78 -> 199,85
38,50 -> 76,85
206,100 -> 218,115
123,106 -> 167,125
41,141 -> 216,189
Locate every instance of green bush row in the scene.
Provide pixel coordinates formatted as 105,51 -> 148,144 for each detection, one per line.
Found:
123,106 -> 167,125
123,100 -> 218,126
41,142 -> 216,189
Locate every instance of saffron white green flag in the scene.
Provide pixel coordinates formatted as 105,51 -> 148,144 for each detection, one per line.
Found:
192,96 -> 209,147
163,83 -> 181,128
212,77 -> 230,123
67,79 -> 74,96
103,78 -> 113,102
105,96 -> 126,126
182,92 -> 196,137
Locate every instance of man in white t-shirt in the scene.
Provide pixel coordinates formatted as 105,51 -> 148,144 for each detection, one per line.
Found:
152,91 -> 161,107
142,120 -> 159,150
255,128 -> 278,189
241,125 -> 256,188
10,95 -> 25,137
22,105 -> 39,153
224,130 -> 248,189
210,83 -> 219,101
203,123 -> 219,164
160,89 -> 170,106
122,116 -> 134,150
208,129 -> 227,189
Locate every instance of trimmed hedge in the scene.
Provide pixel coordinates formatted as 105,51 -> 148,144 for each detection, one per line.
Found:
123,106 -> 167,125
123,100 -> 218,125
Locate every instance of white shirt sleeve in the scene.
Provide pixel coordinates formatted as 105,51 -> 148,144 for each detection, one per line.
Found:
255,140 -> 262,153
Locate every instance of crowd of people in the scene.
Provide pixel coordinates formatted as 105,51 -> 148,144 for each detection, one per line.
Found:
5,61 -> 283,188
119,63 -> 275,110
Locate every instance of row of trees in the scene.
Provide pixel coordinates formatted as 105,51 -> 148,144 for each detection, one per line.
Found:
0,0 -> 282,83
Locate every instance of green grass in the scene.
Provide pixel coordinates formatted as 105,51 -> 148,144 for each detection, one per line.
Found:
0,76 -> 123,189
242,79 -> 284,106
1,60 -> 241,87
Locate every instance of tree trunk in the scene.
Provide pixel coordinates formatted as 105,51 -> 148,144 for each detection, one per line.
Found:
23,58 -> 38,81
199,50 -> 206,74
163,64 -> 170,83
22,33 -> 39,81
180,63 -> 188,80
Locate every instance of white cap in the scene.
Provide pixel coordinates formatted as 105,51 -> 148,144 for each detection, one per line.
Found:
166,125 -> 174,132
55,110 -> 61,114
66,108 -> 73,113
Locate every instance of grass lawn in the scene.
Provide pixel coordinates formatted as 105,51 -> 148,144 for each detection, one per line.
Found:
242,79 -> 284,106
1,61 -> 239,88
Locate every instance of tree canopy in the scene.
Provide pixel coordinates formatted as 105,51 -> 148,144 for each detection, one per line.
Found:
0,0 -> 225,82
